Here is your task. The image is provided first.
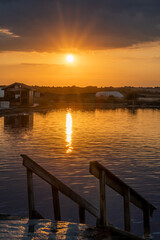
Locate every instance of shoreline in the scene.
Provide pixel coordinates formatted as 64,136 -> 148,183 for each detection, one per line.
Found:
1,102 -> 160,116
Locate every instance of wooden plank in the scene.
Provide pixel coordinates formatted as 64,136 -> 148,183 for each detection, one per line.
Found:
52,186 -> 61,221
27,169 -> 35,219
31,210 -> 44,219
99,170 -> 107,226
124,187 -> 131,232
21,155 -> 99,219
79,206 -> 85,224
89,161 -> 156,215
143,203 -> 151,239
98,225 -> 144,240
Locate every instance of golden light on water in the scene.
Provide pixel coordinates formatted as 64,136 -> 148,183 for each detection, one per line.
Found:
66,112 -> 73,153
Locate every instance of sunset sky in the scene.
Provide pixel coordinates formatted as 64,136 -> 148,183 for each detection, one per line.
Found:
0,0 -> 160,87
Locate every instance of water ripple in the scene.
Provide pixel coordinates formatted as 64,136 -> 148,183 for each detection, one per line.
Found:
0,109 -> 160,238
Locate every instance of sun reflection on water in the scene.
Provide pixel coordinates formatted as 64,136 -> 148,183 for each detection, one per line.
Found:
66,112 -> 73,153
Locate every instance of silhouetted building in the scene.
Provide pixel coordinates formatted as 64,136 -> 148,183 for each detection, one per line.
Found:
0,86 -> 10,109
2,82 -> 34,106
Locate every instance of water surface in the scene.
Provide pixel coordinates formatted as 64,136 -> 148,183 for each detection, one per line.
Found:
0,108 -> 160,238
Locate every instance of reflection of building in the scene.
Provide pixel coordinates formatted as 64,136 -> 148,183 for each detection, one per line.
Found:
2,82 -> 34,106
4,114 -> 33,129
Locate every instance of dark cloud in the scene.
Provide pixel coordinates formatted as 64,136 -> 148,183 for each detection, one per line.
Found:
0,0 -> 160,51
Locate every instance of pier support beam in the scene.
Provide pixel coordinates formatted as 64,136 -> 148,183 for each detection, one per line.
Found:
143,203 -> 151,240
52,186 -> 61,221
124,187 -> 131,232
99,170 -> 107,226
27,169 -> 35,219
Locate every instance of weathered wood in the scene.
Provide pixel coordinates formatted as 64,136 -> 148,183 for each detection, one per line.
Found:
124,187 -> 131,232
31,210 -> 44,219
79,206 -> 85,224
90,161 -> 156,239
99,225 -> 144,240
89,161 -> 156,215
27,169 -> 35,219
99,170 -> 107,226
52,186 -> 61,221
22,154 -> 99,219
143,203 -> 151,239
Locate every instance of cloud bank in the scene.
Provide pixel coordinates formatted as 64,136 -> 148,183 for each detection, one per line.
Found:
0,0 -> 160,52
0,27 -> 19,39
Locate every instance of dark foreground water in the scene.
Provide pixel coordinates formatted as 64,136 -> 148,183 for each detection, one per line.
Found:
0,108 -> 160,238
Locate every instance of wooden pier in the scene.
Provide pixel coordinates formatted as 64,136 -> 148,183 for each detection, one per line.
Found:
21,155 -> 156,240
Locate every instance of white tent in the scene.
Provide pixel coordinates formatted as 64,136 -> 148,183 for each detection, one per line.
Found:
96,91 -> 124,98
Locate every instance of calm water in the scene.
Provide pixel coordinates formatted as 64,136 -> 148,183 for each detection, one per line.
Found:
0,108 -> 160,238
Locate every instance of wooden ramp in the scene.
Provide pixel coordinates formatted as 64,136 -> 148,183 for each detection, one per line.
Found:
21,155 -> 156,240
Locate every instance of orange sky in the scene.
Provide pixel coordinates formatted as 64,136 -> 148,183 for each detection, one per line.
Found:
0,41 -> 160,87
0,1 -> 160,87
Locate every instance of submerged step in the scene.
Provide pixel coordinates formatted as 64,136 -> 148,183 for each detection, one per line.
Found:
0,219 -> 143,240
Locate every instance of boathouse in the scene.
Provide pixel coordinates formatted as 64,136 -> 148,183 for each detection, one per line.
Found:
0,85 -> 10,109
2,82 -> 34,106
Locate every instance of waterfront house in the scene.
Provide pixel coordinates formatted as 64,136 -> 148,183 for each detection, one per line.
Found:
2,82 -> 34,107
0,86 -> 10,109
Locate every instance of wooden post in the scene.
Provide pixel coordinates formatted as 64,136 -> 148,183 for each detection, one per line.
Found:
27,169 -> 35,219
79,206 -> 85,224
124,187 -> 131,232
22,155 -> 99,219
143,203 -> 151,239
99,170 -> 107,226
52,186 -> 61,221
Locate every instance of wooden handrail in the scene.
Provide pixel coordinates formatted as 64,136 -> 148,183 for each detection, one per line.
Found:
90,161 -> 156,239
21,154 -> 99,223
22,154 -> 156,239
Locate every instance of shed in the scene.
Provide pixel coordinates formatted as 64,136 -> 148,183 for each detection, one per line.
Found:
2,83 -> 34,106
96,91 -> 124,98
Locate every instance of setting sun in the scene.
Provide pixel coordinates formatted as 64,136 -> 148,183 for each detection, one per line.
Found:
66,54 -> 74,63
